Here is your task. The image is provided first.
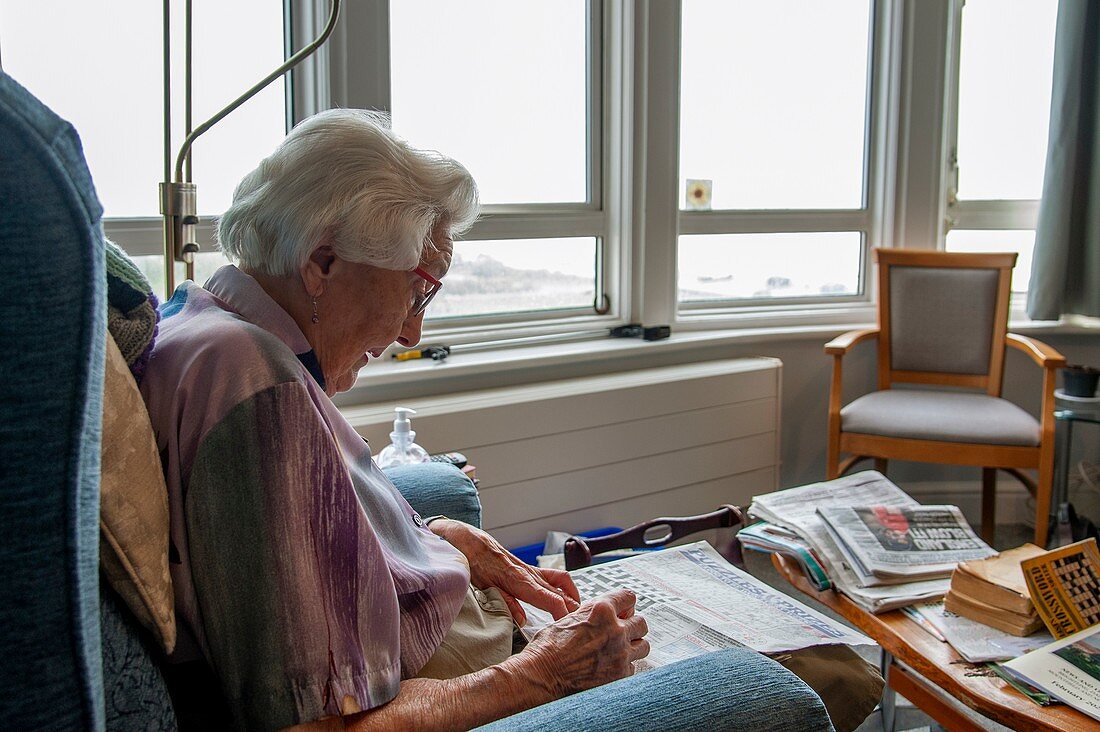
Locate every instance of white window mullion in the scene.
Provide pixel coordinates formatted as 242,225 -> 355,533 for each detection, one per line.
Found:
328,0 -> 390,112
633,0 -> 681,329
890,0 -> 954,251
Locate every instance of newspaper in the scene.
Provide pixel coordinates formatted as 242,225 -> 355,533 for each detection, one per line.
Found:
519,541 -> 872,670
1003,624 -> 1100,723
1021,538 -> 1100,639
817,505 -> 994,584
907,600 -> 1054,663
750,471 -> 950,613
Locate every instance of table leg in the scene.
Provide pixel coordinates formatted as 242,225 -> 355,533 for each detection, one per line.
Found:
879,649 -> 895,732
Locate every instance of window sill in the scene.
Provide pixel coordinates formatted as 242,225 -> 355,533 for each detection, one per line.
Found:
333,320 -> 866,408
333,313 -> 1100,409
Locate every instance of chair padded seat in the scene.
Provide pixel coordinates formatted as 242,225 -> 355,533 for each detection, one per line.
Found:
841,390 -> 1040,447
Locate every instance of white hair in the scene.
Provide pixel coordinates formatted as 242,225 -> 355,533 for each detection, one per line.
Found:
216,109 -> 479,276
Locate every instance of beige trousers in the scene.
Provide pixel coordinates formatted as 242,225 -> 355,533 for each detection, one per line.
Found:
417,585 -> 515,680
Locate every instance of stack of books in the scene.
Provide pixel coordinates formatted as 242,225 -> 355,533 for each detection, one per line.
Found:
945,544 -> 1046,636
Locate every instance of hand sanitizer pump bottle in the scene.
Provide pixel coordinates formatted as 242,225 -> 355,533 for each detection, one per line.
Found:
376,407 -> 430,469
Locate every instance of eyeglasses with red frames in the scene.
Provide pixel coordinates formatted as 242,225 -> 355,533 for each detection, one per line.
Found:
410,266 -> 443,318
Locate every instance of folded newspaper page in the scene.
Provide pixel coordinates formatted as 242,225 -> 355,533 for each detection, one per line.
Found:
750,471 -> 949,613
1003,624 -> 1100,723
1021,538 -> 1100,639
907,600 -> 1054,663
519,541 -> 872,670
817,505 -> 994,584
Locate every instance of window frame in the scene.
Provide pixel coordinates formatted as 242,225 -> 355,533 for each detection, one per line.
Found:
92,0 -> 1061,349
632,0 -> 897,333
318,0 -> 626,345
942,0 -> 1052,305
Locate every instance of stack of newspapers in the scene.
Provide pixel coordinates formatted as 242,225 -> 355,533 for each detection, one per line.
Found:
746,471 -> 993,613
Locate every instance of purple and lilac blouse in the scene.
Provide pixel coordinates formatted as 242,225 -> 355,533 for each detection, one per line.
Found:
141,265 -> 470,730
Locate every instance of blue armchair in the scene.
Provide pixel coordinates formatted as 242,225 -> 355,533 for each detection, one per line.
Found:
0,70 -> 832,732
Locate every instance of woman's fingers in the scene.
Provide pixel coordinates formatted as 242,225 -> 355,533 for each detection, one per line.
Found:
538,568 -> 581,603
606,588 -> 637,619
500,591 -> 527,627
629,637 -> 651,662
510,578 -> 571,620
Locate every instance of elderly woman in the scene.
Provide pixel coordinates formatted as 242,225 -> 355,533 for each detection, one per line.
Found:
140,109 -> 648,731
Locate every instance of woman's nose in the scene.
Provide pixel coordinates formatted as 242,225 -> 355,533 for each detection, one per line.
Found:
396,312 -> 424,348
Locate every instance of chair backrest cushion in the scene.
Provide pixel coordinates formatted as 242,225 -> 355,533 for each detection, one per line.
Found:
100,333 -> 176,653
889,265 -> 999,375
0,70 -> 106,729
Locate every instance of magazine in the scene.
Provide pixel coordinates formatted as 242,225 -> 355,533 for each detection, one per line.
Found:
749,472 -> 951,613
737,521 -> 832,591
1021,538 -> 1100,639
1003,624 -> 1100,723
518,541 -> 872,670
817,505 -> 995,585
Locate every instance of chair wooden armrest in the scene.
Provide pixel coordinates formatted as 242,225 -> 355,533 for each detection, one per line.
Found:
824,328 -> 879,356
563,505 -> 744,570
1005,333 -> 1067,370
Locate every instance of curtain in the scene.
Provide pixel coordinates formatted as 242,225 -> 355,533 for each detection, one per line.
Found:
1027,0 -> 1100,321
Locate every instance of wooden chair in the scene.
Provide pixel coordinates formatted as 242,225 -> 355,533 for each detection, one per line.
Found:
563,505 -> 744,570
825,248 -> 1065,546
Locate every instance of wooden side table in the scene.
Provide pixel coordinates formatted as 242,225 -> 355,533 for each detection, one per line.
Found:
772,554 -> 1096,732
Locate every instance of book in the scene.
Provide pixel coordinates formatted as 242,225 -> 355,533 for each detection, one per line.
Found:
944,589 -> 1044,636
816,504 -> 995,584
1021,538 -> 1100,639
949,544 -> 1045,617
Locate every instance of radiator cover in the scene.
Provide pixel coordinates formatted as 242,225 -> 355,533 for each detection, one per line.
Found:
345,358 -> 782,547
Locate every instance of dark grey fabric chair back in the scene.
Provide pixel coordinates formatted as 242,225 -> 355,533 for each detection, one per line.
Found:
875,249 -> 1016,396
889,266 -> 999,375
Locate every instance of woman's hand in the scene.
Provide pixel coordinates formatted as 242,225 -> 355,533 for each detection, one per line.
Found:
521,588 -> 650,696
429,518 -> 580,624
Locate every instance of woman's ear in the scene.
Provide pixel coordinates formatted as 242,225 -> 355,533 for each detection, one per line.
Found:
301,243 -> 337,297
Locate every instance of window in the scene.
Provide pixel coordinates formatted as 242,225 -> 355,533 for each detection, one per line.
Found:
375,0 -> 609,328
1,1 -> 1067,360
944,0 -> 1057,294
0,0 -> 288,298
677,0 -> 875,312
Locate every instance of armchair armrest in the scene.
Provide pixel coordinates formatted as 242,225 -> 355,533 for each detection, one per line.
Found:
824,328 -> 878,356
476,648 -> 831,732
384,462 -> 483,529
1005,333 -> 1067,370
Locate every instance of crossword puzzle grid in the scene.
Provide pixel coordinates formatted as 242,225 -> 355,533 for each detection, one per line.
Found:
576,564 -> 679,612
1054,553 -> 1100,625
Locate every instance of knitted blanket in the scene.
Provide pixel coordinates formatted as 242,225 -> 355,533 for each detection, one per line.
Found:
105,238 -> 159,383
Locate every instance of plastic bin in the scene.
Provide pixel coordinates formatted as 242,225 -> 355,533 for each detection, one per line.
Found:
509,526 -> 623,566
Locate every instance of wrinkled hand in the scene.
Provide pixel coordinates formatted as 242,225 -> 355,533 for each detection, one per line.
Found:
429,519 -> 580,624
522,589 -> 650,697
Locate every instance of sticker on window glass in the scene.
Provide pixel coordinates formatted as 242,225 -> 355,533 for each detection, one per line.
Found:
685,179 -> 713,211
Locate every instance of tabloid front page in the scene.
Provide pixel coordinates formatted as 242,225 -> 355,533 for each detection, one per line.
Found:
520,541 -> 872,670
750,471 -> 950,613
817,505 -> 994,582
